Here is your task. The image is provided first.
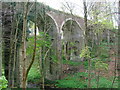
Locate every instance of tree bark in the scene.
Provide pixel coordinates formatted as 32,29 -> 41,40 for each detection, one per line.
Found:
83,0 -> 91,88
0,1 -> 2,77
117,0 -> 120,88
24,1 -> 37,86
21,2 -> 28,88
11,15 -> 20,87
2,2 -> 13,82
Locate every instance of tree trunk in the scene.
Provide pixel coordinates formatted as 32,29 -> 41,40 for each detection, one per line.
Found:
83,0 -> 91,88
21,2 -> 28,88
14,47 -> 21,87
2,2 -> 13,82
11,16 -> 20,87
0,1 -> 2,77
117,0 -> 120,88
111,39 -> 117,88
97,71 -> 100,88
8,21 -> 15,87
24,1 -> 37,87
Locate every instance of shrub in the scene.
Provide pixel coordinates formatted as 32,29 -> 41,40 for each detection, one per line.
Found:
63,59 -> 82,66
0,76 -> 8,90
28,66 -> 41,83
55,72 -> 88,88
55,72 -> 117,88
90,77 -> 115,88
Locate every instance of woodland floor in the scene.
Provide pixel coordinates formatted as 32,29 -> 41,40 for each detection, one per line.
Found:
27,45 -> 117,88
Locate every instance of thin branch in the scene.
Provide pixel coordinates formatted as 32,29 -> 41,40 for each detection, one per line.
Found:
24,1 -> 37,82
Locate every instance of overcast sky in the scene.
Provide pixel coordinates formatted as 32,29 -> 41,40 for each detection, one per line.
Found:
38,0 -> 84,17
37,0 -> 118,17
2,0 -> 118,18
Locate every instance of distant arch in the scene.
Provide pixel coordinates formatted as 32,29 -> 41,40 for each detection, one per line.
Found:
60,18 -> 84,33
61,18 -> 84,61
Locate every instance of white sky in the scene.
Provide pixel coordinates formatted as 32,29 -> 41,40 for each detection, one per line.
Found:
36,0 -> 118,28
2,0 -> 118,20
37,0 -> 118,17
38,0 -> 84,17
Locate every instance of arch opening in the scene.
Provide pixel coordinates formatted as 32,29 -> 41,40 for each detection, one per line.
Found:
61,19 -> 84,61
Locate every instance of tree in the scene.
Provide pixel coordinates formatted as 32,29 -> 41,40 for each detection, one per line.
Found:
0,1 -> 2,77
86,1 -> 118,88
83,0 -> 91,88
21,2 -> 28,88
87,1 -> 115,47
118,0 -> 120,88
2,2 -> 14,82
2,2 -> 23,88
23,1 -> 37,88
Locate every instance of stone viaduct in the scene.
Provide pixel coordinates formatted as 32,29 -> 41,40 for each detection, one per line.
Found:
2,2 -> 85,81
35,5 -> 85,80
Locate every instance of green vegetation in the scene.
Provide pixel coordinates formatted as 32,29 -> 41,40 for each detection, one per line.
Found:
56,75 -> 87,88
56,72 -> 118,88
63,59 -> 82,66
1,2 -> 118,89
0,76 -> 8,90
26,37 -> 116,88
26,35 -> 116,88
27,36 -> 41,83
28,65 -> 41,83
91,77 -> 118,88
91,42 -> 110,61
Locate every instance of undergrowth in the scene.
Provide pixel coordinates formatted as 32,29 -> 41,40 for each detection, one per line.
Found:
63,59 -> 82,66
55,72 -> 118,88
28,61 -> 41,83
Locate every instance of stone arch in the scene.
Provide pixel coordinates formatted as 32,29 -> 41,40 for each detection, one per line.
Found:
61,18 -> 84,61
37,13 -> 60,80
46,13 -> 59,33
60,18 -> 84,32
